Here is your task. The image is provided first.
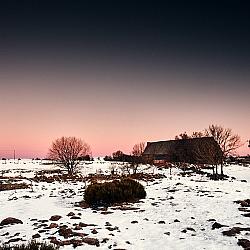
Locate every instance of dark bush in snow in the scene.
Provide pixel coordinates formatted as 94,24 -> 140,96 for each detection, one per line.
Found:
84,178 -> 146,206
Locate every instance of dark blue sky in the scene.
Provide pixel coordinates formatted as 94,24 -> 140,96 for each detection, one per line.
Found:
1,1 -> 250,61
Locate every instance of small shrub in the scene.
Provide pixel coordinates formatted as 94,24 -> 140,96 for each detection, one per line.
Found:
0,241 -> 58,250
84,178 -> 146,206
0,183 -> 30,191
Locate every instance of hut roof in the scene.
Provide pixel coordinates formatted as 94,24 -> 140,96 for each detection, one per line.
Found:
143,137 -> 219,155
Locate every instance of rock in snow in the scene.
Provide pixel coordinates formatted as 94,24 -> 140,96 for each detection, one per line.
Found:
0,217 -> 23,226
238,239 -> 250,249
212,222 -> 228,230
49,215 -> 62,221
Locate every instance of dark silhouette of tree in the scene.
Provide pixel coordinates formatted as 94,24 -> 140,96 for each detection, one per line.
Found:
193,139 -> 222,176
48,136 -> 91,174
126,142 -> 145,174
175,132 -> 189,140
128,142 -> 145,174
112,150 -> 124,161
104,155 -> 113,161
175,131 -> 203,140
191,131 -> 203,138
204,124 -> 242,175
110,144 -> 146,174
132,142 -> 145,156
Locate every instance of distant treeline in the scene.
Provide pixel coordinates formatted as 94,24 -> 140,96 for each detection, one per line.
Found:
38,155 -> 93,162
104,151 -> 144,163
226,155 -> 250,164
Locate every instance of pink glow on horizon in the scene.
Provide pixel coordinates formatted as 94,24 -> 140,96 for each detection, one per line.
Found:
0,66 -> 249,159
0,135 -> 249,159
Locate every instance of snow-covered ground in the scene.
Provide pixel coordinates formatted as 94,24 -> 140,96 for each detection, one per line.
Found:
0,159 -> 249,249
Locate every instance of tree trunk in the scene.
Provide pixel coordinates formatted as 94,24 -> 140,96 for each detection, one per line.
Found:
133,165 -> 138,174
220,161 -> 224,176
68,164 -> 74,175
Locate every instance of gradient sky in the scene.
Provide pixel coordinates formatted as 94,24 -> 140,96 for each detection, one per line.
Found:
0,1 -> 249,158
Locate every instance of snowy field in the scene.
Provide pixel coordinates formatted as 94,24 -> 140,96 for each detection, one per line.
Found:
0,159 -> 249,249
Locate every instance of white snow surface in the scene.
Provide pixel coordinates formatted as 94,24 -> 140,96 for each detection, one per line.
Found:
0,159 -> 249,249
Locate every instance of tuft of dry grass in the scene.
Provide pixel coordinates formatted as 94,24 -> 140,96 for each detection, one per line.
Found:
0,183 -> 30,191
0,241 -> 59,250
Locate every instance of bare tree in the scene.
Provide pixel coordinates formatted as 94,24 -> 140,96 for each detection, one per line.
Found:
204,124 -> 242,175
48,136 -> 91,174
204,125 -> 242,157
193,139 -> 222,176
132,142 -> 145,156
128,142 -> 146,174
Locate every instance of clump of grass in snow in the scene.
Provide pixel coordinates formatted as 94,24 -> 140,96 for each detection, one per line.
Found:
0,241 -> 58,250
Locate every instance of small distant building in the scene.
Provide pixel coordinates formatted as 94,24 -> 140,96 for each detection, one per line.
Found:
143,137 -> 222,165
